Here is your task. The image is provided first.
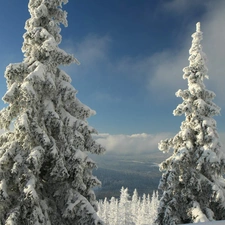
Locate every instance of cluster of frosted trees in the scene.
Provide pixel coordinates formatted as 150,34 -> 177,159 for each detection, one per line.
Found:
97,187 -> 159,225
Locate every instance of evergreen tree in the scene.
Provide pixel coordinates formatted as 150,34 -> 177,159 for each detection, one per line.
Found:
0,0 -> 105,224
108,197 -> 119,225
140,194 -> 148,225
118,187 -> 131,225
102,198 -> 110,225
131,189 -> 139,224
156,22 -> 225,225
150,191 -> 159,224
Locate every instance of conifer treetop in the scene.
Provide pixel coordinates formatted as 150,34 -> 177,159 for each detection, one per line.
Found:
196,22 -> 201,32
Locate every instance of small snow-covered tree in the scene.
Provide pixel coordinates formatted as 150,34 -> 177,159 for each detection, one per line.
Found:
131,189 -> 139,224
150,191 -> 159,223
108,197 -> 119,225
118,187 -> 132,225
139,194 -> 148,225
0,0 -> 105,224
156,22 -> 225,225
102,198 -> 110,224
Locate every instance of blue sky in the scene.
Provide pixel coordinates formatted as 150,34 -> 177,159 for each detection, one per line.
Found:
1,0 -> 225,154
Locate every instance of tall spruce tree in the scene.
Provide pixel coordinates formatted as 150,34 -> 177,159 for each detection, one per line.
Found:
0,0 -> 105,224
155,22 -> 225,225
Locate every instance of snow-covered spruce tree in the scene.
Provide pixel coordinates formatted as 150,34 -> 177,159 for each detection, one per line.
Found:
0,0 -> 105,224
118,187 -> 131,225
131,189 -> 139,224
155,22 -> 225,225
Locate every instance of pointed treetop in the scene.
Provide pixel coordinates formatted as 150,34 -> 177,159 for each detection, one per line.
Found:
196,22 -> 201,32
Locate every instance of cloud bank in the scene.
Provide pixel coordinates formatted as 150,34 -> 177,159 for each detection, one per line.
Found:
94,132 -> 225,155
93,132 -> 172,155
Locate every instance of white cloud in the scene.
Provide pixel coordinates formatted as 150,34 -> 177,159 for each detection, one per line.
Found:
201,1 -> 225,105
74,34 -> 111,66
61,34 -> 120,102
62,34 -> 112,78
148,49 -> 187,101
93,131 -> 225,156
93,132 -> 172,155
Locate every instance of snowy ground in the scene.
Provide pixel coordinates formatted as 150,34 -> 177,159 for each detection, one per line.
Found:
185,221 -> 225,225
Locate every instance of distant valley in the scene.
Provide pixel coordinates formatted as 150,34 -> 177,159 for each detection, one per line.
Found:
91,152 -> 170,200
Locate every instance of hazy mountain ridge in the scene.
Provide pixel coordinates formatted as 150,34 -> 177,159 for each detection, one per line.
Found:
92,153 -> 169,199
